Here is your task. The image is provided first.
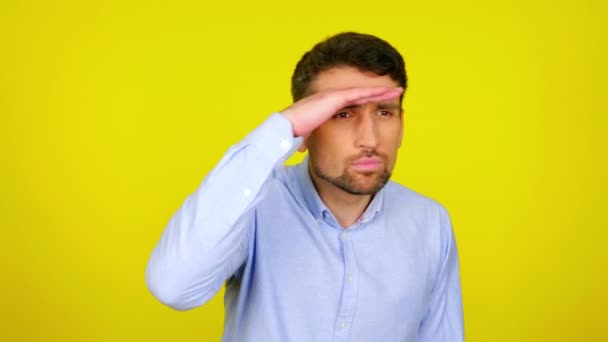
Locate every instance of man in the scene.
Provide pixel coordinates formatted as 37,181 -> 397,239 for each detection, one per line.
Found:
146,32 -> 464,341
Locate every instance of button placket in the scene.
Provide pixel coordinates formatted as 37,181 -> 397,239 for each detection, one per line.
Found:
333,230 -> 359,342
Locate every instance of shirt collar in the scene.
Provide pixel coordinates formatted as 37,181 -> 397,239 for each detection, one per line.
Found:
295,155 -> 385,226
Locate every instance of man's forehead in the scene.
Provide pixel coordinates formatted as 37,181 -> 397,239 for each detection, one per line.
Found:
309,66 -> 400,93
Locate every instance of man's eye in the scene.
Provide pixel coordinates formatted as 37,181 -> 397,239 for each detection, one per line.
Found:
378,110 -> 393,117
334,112 -> 351,119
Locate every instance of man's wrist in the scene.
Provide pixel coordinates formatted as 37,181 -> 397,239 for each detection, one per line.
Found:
279,111 -> 299,137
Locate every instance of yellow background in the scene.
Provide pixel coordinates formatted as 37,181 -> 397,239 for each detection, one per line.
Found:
2,0 -> 607,340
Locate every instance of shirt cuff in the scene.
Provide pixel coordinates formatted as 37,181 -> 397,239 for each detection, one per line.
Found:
243,113 -> 303,165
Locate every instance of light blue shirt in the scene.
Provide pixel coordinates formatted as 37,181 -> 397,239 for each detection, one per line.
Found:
146,113 -> 464,342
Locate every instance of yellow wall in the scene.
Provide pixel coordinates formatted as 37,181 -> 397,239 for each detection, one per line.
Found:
2,0 -> 606,340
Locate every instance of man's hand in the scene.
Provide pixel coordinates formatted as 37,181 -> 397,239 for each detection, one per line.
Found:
280,87 -> 403,137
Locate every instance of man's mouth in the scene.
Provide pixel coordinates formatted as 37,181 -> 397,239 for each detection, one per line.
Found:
350,157 -> 383,172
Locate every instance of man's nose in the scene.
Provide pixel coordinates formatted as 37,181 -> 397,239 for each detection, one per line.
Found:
354,112 -> 380,150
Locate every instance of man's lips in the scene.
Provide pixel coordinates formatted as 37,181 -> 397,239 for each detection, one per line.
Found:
350,157 -> 383,171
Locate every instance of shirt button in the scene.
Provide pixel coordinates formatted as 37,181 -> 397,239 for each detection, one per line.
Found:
243,188 -> 252,197
339,322 -> 347,329
341,231 -> 349,239
280,139 -> 291,150
347,274 -> 353,283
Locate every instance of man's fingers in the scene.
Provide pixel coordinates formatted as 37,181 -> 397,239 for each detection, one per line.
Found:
341,87 -> 403,105
281,86 -> 404,137
349,87 -> 403,106
342,87 -> 397,102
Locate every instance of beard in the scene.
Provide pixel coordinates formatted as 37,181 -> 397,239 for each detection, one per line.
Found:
310,152 -> 392,196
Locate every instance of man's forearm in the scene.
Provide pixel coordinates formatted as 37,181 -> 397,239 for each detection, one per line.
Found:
145,113 -> 300,310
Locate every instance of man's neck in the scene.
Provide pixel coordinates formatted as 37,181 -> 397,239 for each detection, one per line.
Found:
308,164 -> 373,229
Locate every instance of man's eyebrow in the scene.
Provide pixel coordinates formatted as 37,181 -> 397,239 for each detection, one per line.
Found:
341,104 -> 360,110
377,102 -> 402,110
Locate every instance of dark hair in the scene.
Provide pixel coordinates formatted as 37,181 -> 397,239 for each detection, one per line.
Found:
291,32 -> 407,102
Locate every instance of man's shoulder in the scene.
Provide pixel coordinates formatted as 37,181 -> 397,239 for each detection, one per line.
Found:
271,163 -> 299,187
261,163 -> 305,202
383,181 -> 448,216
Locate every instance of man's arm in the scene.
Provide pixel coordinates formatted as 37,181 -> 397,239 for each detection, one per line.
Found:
145,87 -> 404,311
417,207 -> 464,341
145,113 -> 298,310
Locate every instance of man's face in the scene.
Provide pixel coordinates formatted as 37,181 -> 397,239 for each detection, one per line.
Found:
303,66 -> 404,195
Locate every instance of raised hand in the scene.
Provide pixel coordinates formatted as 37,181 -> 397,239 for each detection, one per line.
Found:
280,87 -> 403,137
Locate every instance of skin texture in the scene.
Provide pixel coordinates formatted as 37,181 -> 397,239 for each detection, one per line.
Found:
281,66 -> 404,227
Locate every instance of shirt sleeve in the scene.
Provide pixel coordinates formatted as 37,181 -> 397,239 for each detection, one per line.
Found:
145,113 -> 302,311
417,207 -> 465,341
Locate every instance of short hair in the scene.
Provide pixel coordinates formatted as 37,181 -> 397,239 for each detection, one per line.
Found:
291,32 -> 407,102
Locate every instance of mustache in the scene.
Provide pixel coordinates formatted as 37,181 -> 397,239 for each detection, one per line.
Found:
348,149 -> 387,162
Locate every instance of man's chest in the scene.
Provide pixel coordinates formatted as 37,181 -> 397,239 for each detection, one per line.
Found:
247,205 -> 435,325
